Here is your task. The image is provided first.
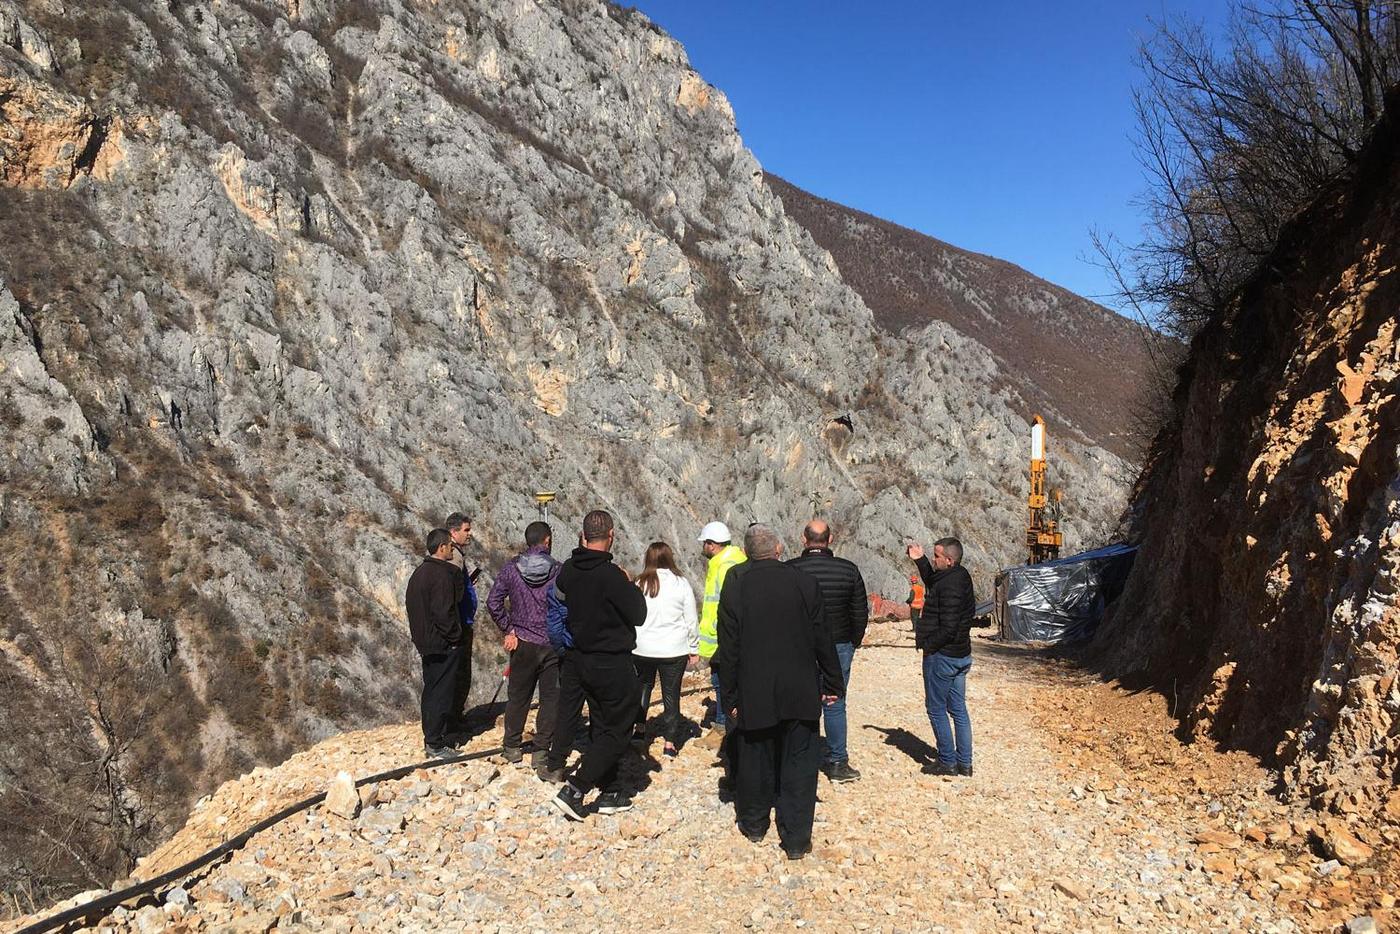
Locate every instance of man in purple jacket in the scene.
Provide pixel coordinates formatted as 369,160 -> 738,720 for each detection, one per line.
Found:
487,521 -> 562,774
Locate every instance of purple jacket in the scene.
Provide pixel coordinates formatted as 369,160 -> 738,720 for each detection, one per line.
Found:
486,546 -> 561,647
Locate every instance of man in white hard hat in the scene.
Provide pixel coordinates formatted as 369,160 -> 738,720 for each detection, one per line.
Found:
696,520 -> 746,749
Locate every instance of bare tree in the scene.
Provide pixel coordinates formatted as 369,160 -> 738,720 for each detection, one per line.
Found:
1100,1 -> 1400,342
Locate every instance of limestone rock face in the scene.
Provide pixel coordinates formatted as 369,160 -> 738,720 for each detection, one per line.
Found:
0,0 -> 1131,903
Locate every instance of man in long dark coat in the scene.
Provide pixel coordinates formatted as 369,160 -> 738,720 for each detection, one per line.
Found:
716,523 -> 843,860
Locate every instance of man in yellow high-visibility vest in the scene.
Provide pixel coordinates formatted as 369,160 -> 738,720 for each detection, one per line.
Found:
696,520 -> 746,748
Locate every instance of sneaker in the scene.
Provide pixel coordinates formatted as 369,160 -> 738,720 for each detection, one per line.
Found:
922,760 -> 958,777
825,761 -> 861,783
536,765 -> 566,783
594,792 -> 633,815
783,841 -> 812,861
956,763 -> 973,777
424,745 -> 457,760
502,746 -> 524,764
551,783 -> 587,821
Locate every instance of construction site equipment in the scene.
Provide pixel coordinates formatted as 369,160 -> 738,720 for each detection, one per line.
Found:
993,543 -> 1137,643
533,490 -> 557,521
1026,416 -> 1063,564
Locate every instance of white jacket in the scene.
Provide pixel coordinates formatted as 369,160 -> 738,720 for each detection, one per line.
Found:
634,569 -> 699,658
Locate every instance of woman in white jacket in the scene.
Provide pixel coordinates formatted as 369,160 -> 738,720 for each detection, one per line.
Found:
633,541 -> 699,757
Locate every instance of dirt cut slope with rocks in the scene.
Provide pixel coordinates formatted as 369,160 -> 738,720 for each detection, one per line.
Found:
0,0 -> 1133,909
768,174 -> 1161,460
1092,86 -> 1400,836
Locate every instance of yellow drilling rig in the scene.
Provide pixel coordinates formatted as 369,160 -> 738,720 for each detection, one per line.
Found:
1026,415 -> 1063,564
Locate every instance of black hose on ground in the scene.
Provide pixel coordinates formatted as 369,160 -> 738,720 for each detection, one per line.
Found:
16,678 -> 713,933
13,744 -> 507,934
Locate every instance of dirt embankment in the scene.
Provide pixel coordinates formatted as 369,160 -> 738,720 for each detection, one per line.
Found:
1092,88 -> 1400,829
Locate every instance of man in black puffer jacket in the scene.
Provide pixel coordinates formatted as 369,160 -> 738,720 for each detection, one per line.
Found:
789,519 -> 868,783
908,537 -> 976,777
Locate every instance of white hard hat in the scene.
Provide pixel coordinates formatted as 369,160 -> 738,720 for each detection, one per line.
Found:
697,521 -> 732,544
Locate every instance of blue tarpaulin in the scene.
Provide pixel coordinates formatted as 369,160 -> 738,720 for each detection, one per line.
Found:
994,543 -> 1138,643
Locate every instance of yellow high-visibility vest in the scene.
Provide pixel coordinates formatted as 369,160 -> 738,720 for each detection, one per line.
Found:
698,544 -> 746,659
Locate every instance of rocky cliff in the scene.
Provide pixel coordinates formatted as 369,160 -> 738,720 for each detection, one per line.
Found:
1093,87 -> 1400,834
0,0 -> 1132,904
767,175 -> 1157,460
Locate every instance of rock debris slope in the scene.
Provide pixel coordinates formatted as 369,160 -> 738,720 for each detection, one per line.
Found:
16,623 -> 1393,933
0,0 -> 1132,904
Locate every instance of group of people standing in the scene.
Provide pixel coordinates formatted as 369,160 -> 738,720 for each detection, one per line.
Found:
403,507 -> 978,859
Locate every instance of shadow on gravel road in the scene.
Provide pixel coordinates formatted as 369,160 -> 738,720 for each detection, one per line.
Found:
864,724 -> 936,767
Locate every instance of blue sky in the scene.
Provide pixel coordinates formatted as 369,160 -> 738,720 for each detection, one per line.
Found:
630,0 -> 1230,309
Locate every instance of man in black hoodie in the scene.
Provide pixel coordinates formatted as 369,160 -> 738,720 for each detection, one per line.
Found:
405,528 -> 465,759
908,537 -> 976,777
549,510 -> 648,820
717,523 -> 843,860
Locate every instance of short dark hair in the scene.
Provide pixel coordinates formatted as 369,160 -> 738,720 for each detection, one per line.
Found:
444,511 -> 472,531
582,509 -> 614,543
802,522 -> 831,545
426,527 -> 452,554
934,537 -> 963,565
525,521 -> 552,547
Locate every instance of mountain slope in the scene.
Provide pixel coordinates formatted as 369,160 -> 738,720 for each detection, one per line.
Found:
767,175 -> 1155,459
0,0 -> 1131,906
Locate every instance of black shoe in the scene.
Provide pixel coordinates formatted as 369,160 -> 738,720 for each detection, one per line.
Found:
502,745 -> 524,764
825,761 -> 861,783
424,745 -> 457,760
551,783 -> 587,821
922,760 -> 958,776
536,765 -> 566,783
956,762 -> 973,777
738,825 -> 766,844
783,842 -> 812,860
595,791 -> 633,815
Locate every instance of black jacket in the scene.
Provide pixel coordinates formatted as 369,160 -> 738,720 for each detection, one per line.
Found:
788,547 -> 869,647
913,557 -> 975,658
405,556 -> 464,656
715,559 -> 844,731
552,546 -> 647,654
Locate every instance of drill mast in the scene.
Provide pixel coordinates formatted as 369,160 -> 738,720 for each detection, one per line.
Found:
1026,416 -> 1062,564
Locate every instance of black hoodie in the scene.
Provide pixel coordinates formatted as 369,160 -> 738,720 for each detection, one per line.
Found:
552,546 -> 647,654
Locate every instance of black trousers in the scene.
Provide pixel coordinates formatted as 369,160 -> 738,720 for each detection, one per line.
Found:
569,652 -> 639,794
733,719 -> 821,850
634,654 -> 687,745
451,624 -> 474,727
503,640 -> 560,750
420,648 -> 462,748
548,650 -> 584,771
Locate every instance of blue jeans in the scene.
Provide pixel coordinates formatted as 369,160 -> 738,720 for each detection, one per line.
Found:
711,668 -> 727,729
922,652 -> 972,766
822,642 -> 855,763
